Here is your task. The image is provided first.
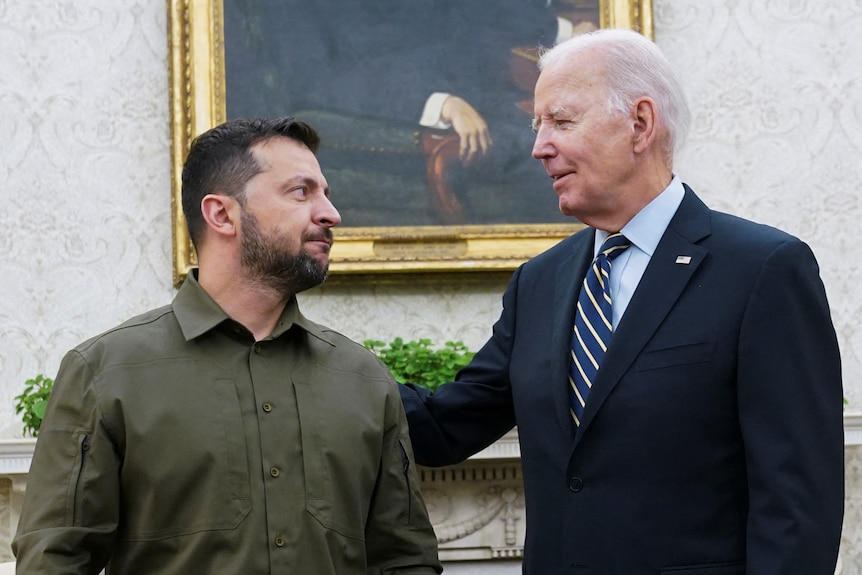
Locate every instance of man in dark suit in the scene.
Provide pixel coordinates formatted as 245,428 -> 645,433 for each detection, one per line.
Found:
399,29 -> 844,574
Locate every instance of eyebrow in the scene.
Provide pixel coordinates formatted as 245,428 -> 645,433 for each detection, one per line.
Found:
548,106 -> 573,118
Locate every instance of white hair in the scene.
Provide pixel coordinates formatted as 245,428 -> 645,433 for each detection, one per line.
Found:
539,29 -> 692,163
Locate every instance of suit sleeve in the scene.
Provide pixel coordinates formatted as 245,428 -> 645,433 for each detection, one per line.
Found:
364,383 -> 442,574
737,239 -> 843,574
400,268 -> 521,467
12,351 -> 119,574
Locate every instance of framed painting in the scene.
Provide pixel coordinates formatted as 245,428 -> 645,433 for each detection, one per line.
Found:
168,0 -> 653,285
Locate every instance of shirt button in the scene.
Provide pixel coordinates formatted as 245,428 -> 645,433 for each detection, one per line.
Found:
568,477 -> 584,492
262,402 -> 273,413
274,535 -> 285,547
254,344 -> 262,354
270,467 -> 280,478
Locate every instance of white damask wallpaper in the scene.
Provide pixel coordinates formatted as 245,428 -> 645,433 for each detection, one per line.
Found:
0,0 -> 860,570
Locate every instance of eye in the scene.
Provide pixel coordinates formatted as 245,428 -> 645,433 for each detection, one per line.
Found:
288,186 -> 309,199
531,116 -> 575,134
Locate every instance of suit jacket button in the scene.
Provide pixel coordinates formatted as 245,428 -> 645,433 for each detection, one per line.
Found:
568,477 -> 584,492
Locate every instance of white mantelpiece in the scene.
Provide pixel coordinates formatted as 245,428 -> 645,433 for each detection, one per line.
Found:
0,440 -> 36,477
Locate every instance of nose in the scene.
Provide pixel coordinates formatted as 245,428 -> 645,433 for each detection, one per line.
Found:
315,195 -> 342,228
531,125 -> 555,160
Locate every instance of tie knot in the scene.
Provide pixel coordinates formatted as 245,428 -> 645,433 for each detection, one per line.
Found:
599,233 -> 631,261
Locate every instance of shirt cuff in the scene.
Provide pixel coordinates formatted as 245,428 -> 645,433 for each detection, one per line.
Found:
556,17 -> 573,43
419,92 -> 452,129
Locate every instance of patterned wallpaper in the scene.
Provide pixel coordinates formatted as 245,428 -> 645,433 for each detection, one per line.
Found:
2,0 -> 858,410
0,2 -> 174,436
0,0 -> 859,421
0,0 -> 860,570
0,1 -> 858,411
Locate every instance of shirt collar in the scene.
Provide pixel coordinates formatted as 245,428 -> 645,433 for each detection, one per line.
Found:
172,269 -> 335,345
594,175 -> 685,257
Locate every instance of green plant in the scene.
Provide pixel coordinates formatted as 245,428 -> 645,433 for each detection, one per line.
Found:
14,374 -> 54,437
364,337 -> 475,392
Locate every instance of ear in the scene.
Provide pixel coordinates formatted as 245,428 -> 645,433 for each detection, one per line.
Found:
631,97 -> 659,155
200,194 -> 240,239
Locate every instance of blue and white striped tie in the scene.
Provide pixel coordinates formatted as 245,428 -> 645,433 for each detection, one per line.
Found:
569,233 -> 631,427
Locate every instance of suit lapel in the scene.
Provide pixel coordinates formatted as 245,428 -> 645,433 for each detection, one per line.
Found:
575,186 -> 713,441
552,230 -> 595,435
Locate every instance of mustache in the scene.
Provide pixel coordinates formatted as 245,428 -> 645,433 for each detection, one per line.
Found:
303,228 -> 334,244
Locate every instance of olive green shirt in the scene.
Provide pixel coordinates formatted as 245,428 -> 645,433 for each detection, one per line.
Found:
13,272 -> 441,574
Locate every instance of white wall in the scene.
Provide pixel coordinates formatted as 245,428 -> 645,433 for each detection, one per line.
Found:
0,2 -> 175,436
1,1 -> 859,424
0,0 -> 860,568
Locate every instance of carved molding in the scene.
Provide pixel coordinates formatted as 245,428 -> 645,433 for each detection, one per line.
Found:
420,461 -> 525,561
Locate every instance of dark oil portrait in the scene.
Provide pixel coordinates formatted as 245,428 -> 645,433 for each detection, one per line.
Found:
223,0 -> 601,228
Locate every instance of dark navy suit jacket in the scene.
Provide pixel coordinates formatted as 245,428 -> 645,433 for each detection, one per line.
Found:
401,186 -> 844,574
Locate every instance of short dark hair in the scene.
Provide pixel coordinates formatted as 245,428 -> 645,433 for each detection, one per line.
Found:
181,117 -> 320,248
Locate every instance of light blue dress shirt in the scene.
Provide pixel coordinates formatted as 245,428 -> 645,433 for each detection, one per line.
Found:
593,176 -> 685,329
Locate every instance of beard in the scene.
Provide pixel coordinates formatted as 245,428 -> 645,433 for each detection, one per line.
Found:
239,209 -> 331,297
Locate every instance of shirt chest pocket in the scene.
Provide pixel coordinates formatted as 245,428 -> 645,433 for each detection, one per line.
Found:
117,375 -> 251,541
293,375 -> 384,541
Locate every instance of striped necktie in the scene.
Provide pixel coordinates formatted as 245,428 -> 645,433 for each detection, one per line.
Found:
569,233 -> 631,427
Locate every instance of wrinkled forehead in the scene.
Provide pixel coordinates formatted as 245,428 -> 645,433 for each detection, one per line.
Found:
251,135 -> 310,163
244,137 -> 328,192
534,58 -> 608,115
539,45 -> 608,89
250,137 -> 323,178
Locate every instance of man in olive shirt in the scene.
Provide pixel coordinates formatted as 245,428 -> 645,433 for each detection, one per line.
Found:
13,117 -> 442,574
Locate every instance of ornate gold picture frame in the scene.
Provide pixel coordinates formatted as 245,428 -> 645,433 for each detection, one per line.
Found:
168,0 -> 653,285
